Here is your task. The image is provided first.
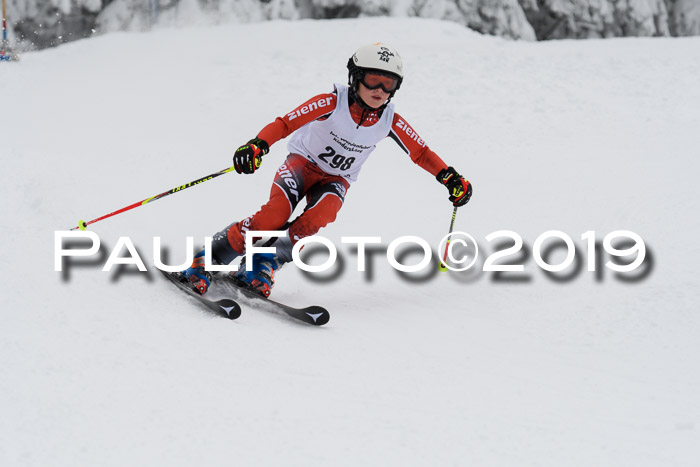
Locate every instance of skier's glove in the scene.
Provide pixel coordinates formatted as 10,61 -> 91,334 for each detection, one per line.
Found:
233,138 -> 270,174
437,167 -> 472,207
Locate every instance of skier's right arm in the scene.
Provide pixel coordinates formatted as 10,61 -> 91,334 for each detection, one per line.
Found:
233,92 -> 338,174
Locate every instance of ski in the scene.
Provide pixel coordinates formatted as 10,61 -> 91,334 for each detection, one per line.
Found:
218,275 -> 330,326
160,269 -> 242,320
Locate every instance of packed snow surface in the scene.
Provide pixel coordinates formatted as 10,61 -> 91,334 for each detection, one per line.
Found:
1,17 -> 699,467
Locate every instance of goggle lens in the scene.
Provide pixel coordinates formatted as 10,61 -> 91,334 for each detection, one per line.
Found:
361,73 -> 399,93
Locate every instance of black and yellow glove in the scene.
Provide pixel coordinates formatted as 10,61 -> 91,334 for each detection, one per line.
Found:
233,138 -> 270,174
437,166 -> 472,207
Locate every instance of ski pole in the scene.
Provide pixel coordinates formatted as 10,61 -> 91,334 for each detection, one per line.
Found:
438,206 -> 458,272
70,166 -> 236,231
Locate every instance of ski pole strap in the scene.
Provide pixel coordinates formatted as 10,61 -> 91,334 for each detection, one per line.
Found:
71,166 -> 236,231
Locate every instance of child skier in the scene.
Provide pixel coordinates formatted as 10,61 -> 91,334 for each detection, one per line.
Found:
180,43 -> 472,297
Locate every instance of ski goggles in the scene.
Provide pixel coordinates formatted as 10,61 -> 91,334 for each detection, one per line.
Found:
360,72 -> 400,93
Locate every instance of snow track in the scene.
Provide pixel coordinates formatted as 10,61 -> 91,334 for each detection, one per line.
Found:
2,18 -> 699,467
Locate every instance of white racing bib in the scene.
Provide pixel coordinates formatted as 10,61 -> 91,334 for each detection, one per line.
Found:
287,84 -> 394,183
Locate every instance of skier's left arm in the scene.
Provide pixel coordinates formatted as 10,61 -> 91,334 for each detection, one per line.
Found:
388,113 -> 473,206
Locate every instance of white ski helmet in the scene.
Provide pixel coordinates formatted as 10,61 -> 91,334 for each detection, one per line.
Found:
347,42 -> 404,98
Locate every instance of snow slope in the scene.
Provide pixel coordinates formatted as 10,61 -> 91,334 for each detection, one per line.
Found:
2,18 -> 699,467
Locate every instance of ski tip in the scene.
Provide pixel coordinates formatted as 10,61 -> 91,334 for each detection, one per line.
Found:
216,299 -> 242,320
161,269 -> 242,320
303,306 -> 330,326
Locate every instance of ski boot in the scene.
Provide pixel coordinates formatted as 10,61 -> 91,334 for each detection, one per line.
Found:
180,250 -> 213,295
231,253 -> 282,298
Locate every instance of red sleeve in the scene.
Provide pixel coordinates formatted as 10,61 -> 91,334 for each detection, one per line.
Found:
388,113 -> 448,177
257,92 -> 338,146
